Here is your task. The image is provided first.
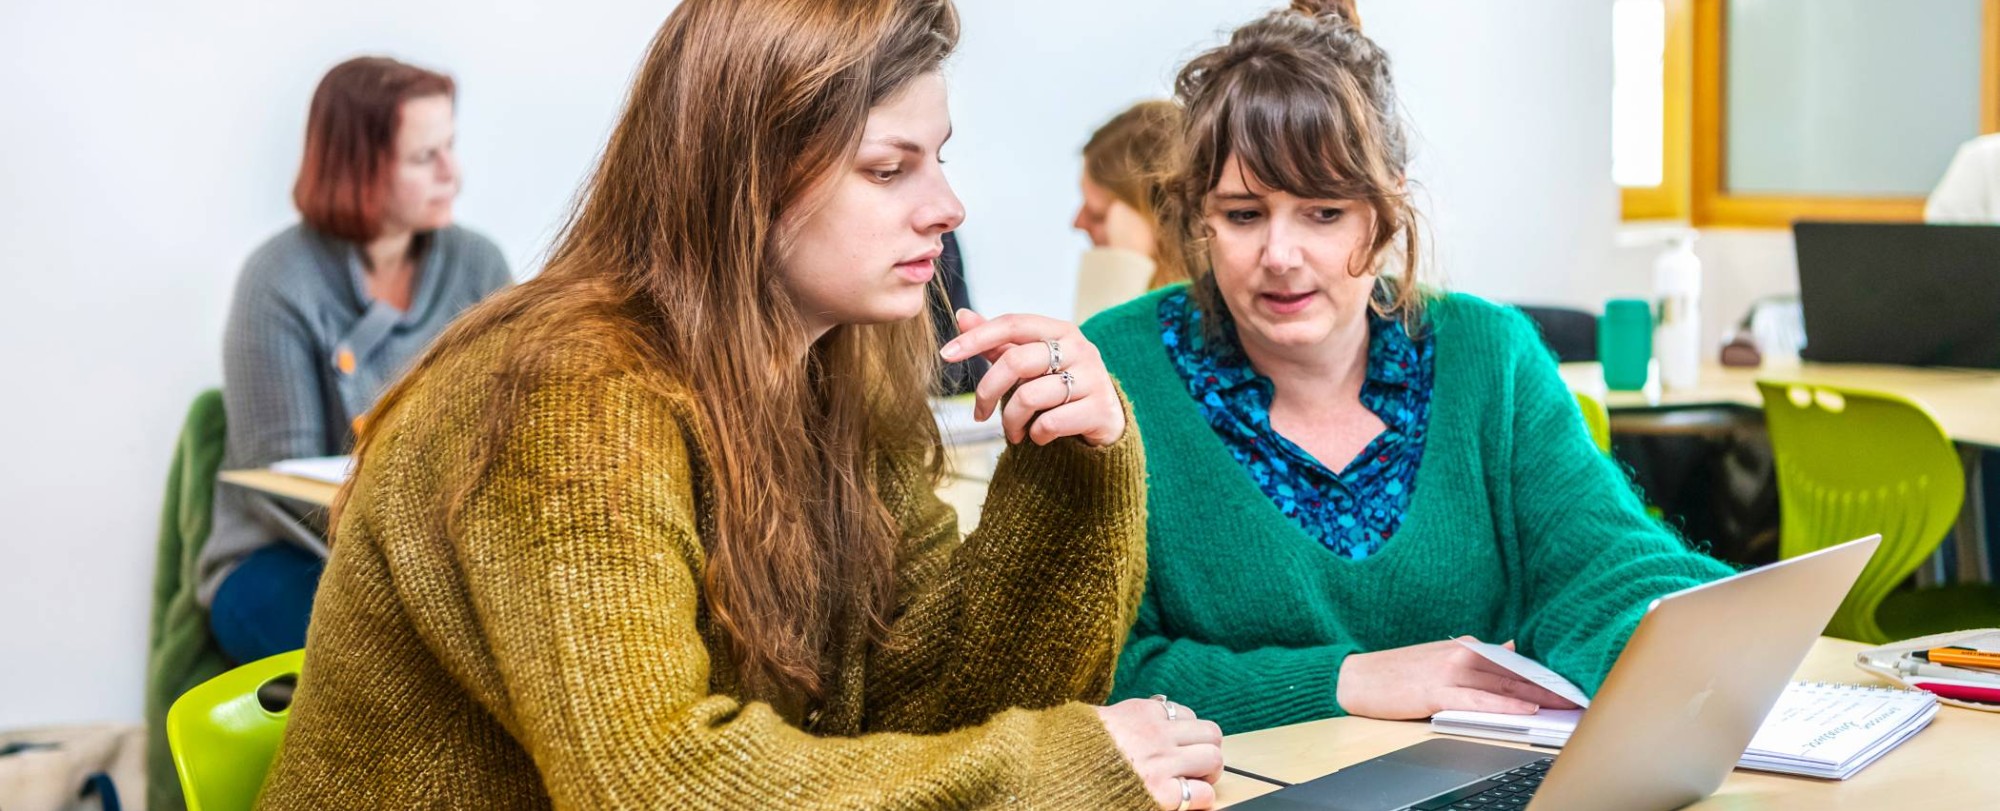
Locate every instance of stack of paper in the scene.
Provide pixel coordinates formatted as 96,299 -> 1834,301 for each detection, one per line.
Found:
271,455 -> 353,484
931,395 -> 1004,446
1428,640 -> 1938,780
1734,683 -> 1938,779
1432,683 -> 1935,780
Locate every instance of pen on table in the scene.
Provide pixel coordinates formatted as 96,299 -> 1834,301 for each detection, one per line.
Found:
1224,765 -> 1294,787
1913,646 -> 2000,672
1896,658 -> 2000,685
1910,677 -> 2000,705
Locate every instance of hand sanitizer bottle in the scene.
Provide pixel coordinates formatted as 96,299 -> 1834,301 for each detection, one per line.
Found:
1653,230 -> 1702,390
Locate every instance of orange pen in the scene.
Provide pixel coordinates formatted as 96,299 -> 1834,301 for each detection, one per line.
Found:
1914,646 -> 2000,672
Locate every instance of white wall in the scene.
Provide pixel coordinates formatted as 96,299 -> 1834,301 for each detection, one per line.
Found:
0,0 -> 1617,729
1364,0 -> 1625,312
957,0 -> 1624,318
0,0 -> 668,731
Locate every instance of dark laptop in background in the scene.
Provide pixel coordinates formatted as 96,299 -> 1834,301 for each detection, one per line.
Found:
1791,221 -> 2000,369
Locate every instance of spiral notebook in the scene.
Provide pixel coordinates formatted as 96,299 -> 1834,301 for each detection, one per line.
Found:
1432,681 -> 1937,780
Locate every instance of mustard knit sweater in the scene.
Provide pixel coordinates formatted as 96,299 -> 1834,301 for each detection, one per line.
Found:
257,313 -> 1156,809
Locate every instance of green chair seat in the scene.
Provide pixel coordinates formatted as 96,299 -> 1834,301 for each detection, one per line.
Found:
165,649 -> 304,811
1876,582 -> 2000,643
1574,390 -> 1611,455
1758,381 -> 2000,643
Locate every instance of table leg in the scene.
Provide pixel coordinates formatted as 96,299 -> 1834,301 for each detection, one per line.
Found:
1954,445 -> 1991,585
249,492 -> 332,558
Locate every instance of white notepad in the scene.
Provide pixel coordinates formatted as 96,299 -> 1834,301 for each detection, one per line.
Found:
931,395 -> 1004,446
1432,682 -> 1937,780
270,455 -> 354,484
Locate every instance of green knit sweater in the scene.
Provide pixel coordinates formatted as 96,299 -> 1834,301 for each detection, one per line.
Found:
1084,287 -> 1734,734
258,303 -> 1156,809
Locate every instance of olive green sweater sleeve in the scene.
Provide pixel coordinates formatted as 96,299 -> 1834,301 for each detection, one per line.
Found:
446,369 -> 1153,810
865,395 -> 1151,733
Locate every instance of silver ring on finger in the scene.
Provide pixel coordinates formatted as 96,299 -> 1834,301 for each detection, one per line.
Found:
1044,338 -> 1064,375
1059,370 -> 1077,405
1176,776 -> 1191,811
1151,693 -> 1178,721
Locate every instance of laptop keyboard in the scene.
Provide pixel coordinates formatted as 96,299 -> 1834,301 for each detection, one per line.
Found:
1409,757 -> 1553,810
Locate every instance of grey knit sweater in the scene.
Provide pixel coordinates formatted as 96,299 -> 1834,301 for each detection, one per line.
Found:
199,224 -> 511,604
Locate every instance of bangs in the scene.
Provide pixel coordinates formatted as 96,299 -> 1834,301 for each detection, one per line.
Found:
1168,1 -> 1427,329
1198,62 -> 1394,204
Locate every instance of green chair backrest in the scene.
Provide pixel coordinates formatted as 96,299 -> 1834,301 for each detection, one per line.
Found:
166,650 -> 304,811
1574,390 -> 1612,455
1756,381 -> 1964,643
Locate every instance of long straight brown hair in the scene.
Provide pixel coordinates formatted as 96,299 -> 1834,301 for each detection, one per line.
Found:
342,0 -> 959,703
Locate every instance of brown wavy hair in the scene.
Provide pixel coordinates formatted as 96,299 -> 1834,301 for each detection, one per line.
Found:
341,0 -> 959,703
1082,99 -> 1188,289
1165,0 -> 1427,330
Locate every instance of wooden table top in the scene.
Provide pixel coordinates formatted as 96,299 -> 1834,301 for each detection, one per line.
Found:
1559,360 -> 2000,448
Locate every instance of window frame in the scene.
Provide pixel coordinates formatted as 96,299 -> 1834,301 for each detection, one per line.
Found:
1620,0 -> 1693,221
1622,0 -> 2000,226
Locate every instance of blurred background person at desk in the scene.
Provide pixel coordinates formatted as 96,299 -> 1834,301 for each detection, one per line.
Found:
1072,99 -> 1188,321
203,56 -> 512,665
1086,0 -> 1734,734
1925,132 -> 2000,223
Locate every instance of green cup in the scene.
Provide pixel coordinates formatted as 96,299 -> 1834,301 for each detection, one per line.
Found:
1599,298 -> 1652,391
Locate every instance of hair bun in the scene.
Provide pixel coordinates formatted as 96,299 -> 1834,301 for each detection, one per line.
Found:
1289,0 -> 1361,30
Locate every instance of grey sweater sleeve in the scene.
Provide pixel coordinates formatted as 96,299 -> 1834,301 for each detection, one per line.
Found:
221,259 -> 334,470
199,247 -> 339,604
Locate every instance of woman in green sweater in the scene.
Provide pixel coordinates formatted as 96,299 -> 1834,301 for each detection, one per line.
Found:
260,0 -> 1223,808
1085,0 -> 1735,735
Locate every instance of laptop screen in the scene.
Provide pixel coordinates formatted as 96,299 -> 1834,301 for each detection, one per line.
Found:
1792,221 -> 2000,369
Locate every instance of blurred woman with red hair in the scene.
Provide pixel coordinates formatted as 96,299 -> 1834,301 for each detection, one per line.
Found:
201,56 -> 510,665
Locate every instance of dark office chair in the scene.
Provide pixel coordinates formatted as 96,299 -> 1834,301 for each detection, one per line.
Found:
1513,302 -> 1778,566
1515,305 -> 1599,363
930,232 -> 988,395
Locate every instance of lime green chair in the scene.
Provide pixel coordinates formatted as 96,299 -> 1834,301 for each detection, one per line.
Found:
1757,381 -> 2000,643
1574,390 -> 1612,455
166,650 -> 303,811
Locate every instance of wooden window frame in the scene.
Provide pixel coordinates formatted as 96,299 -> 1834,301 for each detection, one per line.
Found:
1625,0 -> 2000,227
1621,0 -> 1694,221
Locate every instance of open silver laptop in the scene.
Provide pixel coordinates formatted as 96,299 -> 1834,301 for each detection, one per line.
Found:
1232,534 -> 1880,811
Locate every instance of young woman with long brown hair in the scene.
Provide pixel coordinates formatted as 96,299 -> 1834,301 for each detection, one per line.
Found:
258,0 -> 1222,808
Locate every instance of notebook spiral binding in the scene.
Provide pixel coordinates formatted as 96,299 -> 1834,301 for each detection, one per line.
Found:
1800,680 -> 1927,695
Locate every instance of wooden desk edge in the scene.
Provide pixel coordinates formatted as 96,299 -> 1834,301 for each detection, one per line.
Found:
217,469 -> 341,508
